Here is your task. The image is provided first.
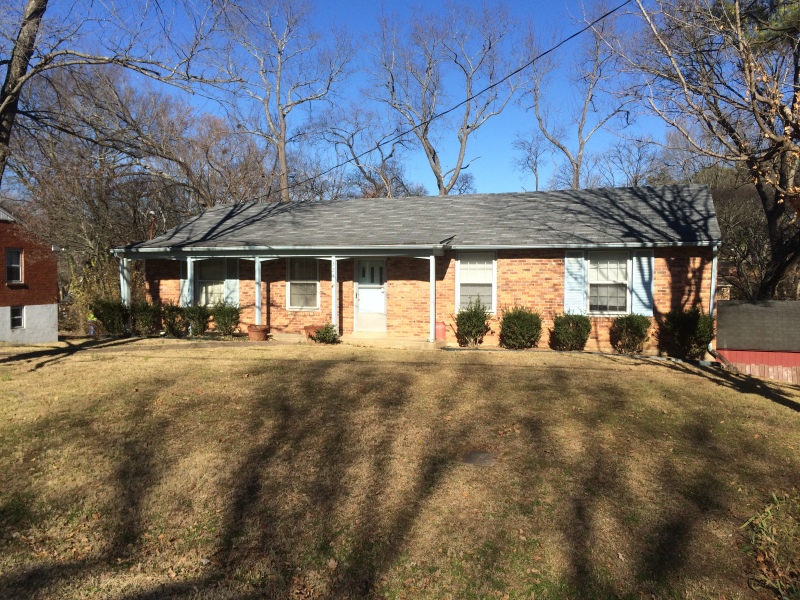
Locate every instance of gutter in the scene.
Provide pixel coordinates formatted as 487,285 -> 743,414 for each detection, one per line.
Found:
112,240 -> 722,257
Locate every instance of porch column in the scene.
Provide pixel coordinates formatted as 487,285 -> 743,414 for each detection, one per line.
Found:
186,257 -> 195,306
331,257 -> 339,333
254,258 -> 262,326
119,257 -> 131,306
429,254 -> 436,342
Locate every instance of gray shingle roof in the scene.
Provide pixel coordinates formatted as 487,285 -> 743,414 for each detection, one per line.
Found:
124,185 -> 720,252
716,300 -> 800,352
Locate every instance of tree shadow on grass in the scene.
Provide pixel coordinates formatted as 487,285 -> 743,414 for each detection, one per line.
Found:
0,337 -> 140,371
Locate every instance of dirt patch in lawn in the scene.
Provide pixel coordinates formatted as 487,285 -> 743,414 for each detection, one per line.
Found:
0,340 -> 798,599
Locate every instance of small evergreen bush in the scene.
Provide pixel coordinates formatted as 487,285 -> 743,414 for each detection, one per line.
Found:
455,299 -> 491,347
184,304 -> 211,336
130,301 -> 160,336
90,299 -> 129,336
611,314 -> 651,354
309,322 -> 341,344
662,308 -> 715,360
162,302 -> 187,337
211,302 -> 242,336
499,306 -> 542,349
550,313 -> 592,351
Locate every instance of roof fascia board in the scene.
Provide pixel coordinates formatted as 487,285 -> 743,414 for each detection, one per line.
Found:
450,241 -> 720,250
111,245 -> 448,259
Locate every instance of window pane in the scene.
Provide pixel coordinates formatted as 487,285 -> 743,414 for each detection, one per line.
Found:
290,282 -> 318,308
589,284 -> 627,312
6,250 -> 21,282
10,306 -> 23,328
460,283 -> 492,309
459,253 -> 493,284
199,282 -> 225,306
289,258 -> 317,281
588,251 -> 628,284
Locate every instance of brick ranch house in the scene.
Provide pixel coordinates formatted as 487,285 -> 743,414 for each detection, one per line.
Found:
113,185 -> 721,352
1,206 -> 58,343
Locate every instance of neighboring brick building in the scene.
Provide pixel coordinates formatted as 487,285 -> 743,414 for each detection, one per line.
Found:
0,206 -> 58,343
113,186 -> 721,353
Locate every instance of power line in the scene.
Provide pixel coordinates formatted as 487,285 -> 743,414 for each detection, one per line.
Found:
258,0 -> 633,201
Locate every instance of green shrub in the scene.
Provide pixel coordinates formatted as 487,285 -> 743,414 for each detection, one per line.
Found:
611,314 -> 652,354
662,308 -> 715,360
90,299 -> 129,336
499,306 -> 542,349
742,493 -> 800,598
309,322 -> 340,344
162,302 -> 187,338
184,304 -> 211,336
455,299 -> 491,347
130,301 -> 160,336
549,313 -> 592,351
211,302 -> 242,336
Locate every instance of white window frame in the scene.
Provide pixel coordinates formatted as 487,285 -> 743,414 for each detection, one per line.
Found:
10,306 -> 24,329
6,249 -> 22,284
286,258 -> 320,311
194,258 -> 226,307
587,250 -> 631,315
455,251 -> 497,313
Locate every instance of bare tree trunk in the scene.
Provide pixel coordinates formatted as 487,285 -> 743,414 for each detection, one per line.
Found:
0,0 -> 48,187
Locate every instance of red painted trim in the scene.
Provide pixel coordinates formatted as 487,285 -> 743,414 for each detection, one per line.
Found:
718,349 -> 800,367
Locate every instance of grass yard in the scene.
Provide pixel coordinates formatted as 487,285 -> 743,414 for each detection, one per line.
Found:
0,339 -> 798,599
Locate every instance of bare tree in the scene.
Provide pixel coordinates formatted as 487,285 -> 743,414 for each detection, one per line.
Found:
520,10 -> 629,190
371,2 -> 518,196
513,130 -> 548,191
596,137 -> 658,187
315,104 -> 425,198
615,0 -> 800,298
216,0 -> 352,203
13,67 -> 270,210
0,0 -> 223,190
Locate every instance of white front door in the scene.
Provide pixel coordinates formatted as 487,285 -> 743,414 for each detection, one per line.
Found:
355,259 -> 387,332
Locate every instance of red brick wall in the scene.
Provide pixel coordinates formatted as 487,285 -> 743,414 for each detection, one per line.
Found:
144,247 -> 714,352
1,221 -> 58,308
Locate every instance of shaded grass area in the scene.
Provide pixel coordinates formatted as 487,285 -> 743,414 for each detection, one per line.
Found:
0,341 -> 798,599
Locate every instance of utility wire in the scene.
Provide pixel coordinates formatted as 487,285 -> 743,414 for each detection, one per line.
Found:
257,0 -> 633,202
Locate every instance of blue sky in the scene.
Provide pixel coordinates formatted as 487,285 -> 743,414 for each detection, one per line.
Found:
304,0 -> 659,194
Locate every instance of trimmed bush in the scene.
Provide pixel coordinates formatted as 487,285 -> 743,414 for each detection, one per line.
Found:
184,304 -> 211,336
662,308 -> 715,360
162,302 -> 187,338
499,306 -> 542,349
455,299 -> 491,347
549,313 -> 592,351
130,301 -> 160,336
611,314 -> 651,354
211,302 -> 242,336
90,299 -> 129,336
309,322 -> 341,344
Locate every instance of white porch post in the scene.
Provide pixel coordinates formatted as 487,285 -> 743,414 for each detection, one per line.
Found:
429,254 -> 436,342
119,257 -> 131,306
254,258 -> 262,325
186,257 -> 195,306
331,257 -> 339,333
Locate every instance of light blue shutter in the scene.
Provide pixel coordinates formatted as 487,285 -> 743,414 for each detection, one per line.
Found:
179,260 -> 190,306
564,250 -> 587,314
224,258 -> 240,306
631,250 -> 654,316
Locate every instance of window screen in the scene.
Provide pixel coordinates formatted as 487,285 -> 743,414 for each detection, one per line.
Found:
288,258 -> 319,309
6,249 -> 22,283
10,306 -> 23,329
459,253 -> 494,310
196,258 -> 226,306
588,251 -> 628,312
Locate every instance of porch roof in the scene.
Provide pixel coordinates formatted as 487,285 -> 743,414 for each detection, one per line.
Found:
113,185 -> 721,258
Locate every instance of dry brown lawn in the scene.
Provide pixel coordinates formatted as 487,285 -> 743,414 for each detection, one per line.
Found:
0,338 -> 798,599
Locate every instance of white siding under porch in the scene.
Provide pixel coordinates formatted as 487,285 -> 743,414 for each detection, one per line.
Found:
0,303 -> 58,344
